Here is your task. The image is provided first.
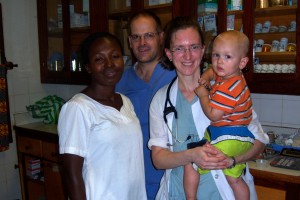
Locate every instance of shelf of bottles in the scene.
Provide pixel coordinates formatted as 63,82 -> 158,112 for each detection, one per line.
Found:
253,3 -> 297,74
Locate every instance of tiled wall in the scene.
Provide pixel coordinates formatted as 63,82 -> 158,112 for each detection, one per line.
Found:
0,0 -> 300,199
252,93 -> 300,129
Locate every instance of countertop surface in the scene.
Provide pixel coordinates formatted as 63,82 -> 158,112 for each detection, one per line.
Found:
14,122 -> 300,177
248,158 -> 300,177
14,121 -> 58,135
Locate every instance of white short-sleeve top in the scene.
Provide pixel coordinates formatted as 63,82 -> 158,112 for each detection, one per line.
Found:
58,93 -> 146,200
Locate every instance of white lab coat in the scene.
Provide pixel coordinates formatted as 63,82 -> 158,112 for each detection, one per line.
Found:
148,78 -> 269,200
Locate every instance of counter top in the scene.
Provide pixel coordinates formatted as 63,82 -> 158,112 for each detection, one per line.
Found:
249,158 -> 300,177
14,121 -> 58,135
14,122 -> 58,143
249,157 -> 300,186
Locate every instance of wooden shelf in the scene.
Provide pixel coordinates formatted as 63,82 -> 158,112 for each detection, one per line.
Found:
254,31 -> 296,41
48,28 -> 63,37
255,52 -> 296,62
144,3 -> 172,10
252,72 -> 297,81
255,5 -> 297,17
227,10 -> 243,18
108,3 -> 172,20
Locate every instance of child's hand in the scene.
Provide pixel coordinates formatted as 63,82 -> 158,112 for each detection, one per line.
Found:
195,78 -> 210,98
194,84 -> 209,98
198,78 -> 211,92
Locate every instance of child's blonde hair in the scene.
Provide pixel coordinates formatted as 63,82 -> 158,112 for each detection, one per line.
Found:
215,30 -> 249,57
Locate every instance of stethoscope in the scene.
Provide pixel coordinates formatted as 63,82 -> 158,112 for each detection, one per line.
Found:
163,76 -> 192,146
163,68 -> 208,146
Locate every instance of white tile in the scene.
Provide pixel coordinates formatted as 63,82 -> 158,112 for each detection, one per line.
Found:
29,93 -> 48,104
251,93 -> 262,99
282,94 -> 300,101
258,94 -> 283,100
6,175 -> 21,200
259,99 -> 282,124
261,121 -> 283,127
0,180 -> 8,200
13,77 -> 29,95
0,164 -> 5,180
14,94 -> 30,113
7,72 -> 15,96
29,76 -> 43,93
4,143 -> 18,163
42,84 -> 58,95
282,100 -> 300,125
252,98 -> 261,117
281,123 -> 300,129
4,162 -> 20,184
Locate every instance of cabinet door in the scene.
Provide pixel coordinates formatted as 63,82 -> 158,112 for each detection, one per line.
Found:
256,185 -> 286,200
17,136 -> 42,157
196,1 -> 244,69
27,181 -> 46,200
37,0 -> 92,84
44,161 -> 67,200
21,155 -> 45,200
43,141 -> 60,162
244,2 -> 300,95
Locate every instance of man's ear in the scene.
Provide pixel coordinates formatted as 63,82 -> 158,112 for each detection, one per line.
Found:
159,32 -> 164,43
128,36 -> 133,48
239,57 -> 249,70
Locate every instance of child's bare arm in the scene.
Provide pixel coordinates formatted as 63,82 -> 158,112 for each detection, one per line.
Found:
195,84 -> 224,122
201,67 -> 216,82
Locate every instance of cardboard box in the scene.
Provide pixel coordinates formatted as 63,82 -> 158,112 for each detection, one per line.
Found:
228,0 -> 243,11
198,0 -> 218,13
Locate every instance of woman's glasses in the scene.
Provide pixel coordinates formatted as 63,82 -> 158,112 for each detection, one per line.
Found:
170,44 -> 204,55
129,32 -> 159,42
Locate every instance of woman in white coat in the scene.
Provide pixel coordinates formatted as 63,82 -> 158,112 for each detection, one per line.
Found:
148,17 -> 269,200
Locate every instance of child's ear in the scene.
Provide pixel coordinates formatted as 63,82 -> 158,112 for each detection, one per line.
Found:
239,57 -> 249,70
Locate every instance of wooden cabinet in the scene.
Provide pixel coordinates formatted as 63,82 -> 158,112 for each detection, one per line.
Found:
15,125 -> 66,200
201,1 -> 300,95
243,2 -> 300,95
250,168 -> 300,200
36,0 -> 198,85
37,0 -> 107,85
37,0 -> 299,95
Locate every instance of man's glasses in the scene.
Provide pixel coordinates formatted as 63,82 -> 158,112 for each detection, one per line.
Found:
129,32 -> 159,42
170,44 -> 204,55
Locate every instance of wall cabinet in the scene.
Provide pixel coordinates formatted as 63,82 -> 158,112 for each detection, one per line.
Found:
208,1 -> 300,95
37,0 -> 108,85
15,125 -> 66,200
245,2 -> 300,95
37,0 -> 197,85
37,0 -> 299,94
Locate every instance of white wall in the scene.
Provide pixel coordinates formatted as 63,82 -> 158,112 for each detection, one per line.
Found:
0,0 -> 299,199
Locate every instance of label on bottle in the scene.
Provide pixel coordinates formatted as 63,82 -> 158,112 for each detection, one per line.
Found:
57,4 -> 63,28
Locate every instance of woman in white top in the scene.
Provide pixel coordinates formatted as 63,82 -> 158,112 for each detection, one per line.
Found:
148,17 -> 269,200
58,32 -> 147,200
